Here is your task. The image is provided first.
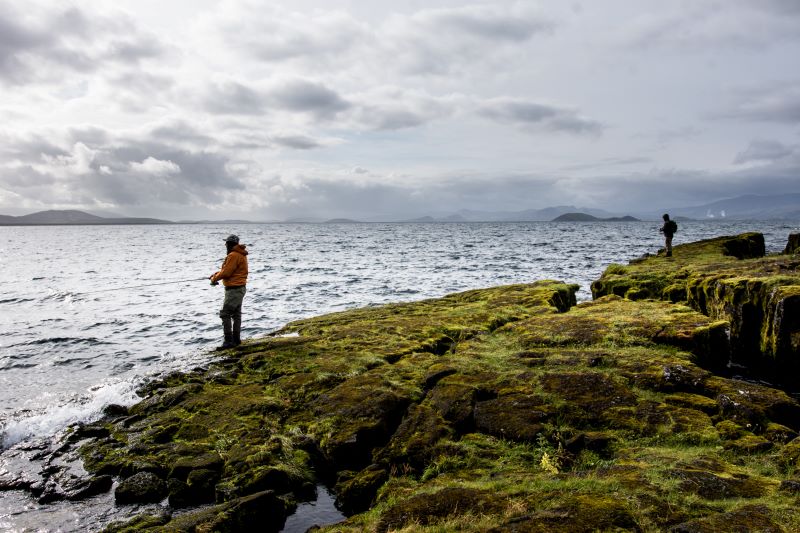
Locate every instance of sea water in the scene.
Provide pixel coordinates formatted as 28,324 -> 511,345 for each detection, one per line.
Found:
0,221 -> 796,531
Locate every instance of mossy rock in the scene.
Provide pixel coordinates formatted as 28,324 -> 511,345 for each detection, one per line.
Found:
593,232 -> 800,382
376,404 -> 453,469
376,487 -> 504,532
669,504 -> 784,532
473,393 -> 551,442
540,371 -> 636,423
65,276 -> 800,531
669,468 -> 769,499
311,373 -> 413,468
334,464 -> 389,514
487,494 -> 638,533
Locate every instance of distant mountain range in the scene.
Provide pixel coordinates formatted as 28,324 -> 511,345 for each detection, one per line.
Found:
0,210 -> 171,225
662,193 -> 800,220
1,194 -> 798,225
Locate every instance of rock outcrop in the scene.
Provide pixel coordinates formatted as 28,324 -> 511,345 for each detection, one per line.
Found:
592,232 -> 800,383
15,238 -> 800,531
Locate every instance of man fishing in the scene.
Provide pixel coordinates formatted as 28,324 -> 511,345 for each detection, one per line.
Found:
660,214 -> 678,257
209,234 -> 249,349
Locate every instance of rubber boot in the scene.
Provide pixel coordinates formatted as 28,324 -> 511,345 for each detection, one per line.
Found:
218,318 -> 235,350
232,316 -> 242,346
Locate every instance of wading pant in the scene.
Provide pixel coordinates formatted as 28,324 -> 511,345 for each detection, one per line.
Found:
220,285 -> 246,344
665,236 -> 673,256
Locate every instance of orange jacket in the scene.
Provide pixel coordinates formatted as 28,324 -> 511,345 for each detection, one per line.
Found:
211,245 -> 248,287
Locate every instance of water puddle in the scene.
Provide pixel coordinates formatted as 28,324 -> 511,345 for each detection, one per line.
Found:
280,484 -> 346,533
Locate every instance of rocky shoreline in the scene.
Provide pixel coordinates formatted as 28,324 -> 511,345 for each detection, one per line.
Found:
3,232 -> 800,531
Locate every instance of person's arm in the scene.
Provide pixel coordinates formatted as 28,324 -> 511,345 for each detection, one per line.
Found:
211,254 -> 239,283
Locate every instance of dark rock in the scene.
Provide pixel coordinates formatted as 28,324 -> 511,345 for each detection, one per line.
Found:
565,431 -> 616,456
377,404 -> 453,469
103,404 -> 129,417
429,382 -> 478,432
779,479 -> 800,493
237,466 -> 290,497
335,464 -> 389,514
670,504 -> 784,532
205,490 -> 287,533
423,365 -> 457,389
669,469 -> 767,499
722,233 -> 765,260
115,471 -> 168,504
474,393 -> 550,442
168,452 -> 224,481
784,233 -> 800,255
311,373 -> 411,468
129,384 -> 201,416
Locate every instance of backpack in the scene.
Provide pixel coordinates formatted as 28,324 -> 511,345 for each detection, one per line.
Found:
667,220 -> 678,234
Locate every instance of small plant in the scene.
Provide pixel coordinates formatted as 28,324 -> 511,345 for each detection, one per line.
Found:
535,433 -> 565,475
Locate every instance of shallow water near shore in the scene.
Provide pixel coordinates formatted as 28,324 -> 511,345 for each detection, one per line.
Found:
0,220 -> 796,531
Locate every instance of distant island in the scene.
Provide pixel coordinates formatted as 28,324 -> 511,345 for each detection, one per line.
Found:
551,212 -> 640,222
0,210 -> 172,226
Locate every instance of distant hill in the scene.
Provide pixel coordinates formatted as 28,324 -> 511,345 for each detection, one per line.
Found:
0,209 -> 173,225
324,218 -> 361,224
552,212 -> 641,222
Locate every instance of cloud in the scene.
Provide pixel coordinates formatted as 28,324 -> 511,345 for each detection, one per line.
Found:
734,139 -> 794,164
478,98 -> 603,134
0,3 -> 167,85
267,78 -> 351,118
719,83 -> 800,124
130,157 -> 181,176
203,80 -> 268,115
0,128 -> 244,212
409,4 -> 552,42
208,5 -> 367,63
620,1 -> 800,50
271,135 -> 325,150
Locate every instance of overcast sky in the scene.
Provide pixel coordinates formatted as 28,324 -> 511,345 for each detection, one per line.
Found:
1,0 -> 798,219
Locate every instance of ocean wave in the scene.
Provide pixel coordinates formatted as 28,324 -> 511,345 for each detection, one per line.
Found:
23,336 -> 111,346
0,380 -> 141,450
0,297 -> 37,304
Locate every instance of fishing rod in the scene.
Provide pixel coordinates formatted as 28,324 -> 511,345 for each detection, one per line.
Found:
70,277 -> 210,296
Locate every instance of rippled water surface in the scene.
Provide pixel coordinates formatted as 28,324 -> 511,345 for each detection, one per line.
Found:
0,221 -> 796,531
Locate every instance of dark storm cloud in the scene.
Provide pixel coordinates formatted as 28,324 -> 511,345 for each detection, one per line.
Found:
479,99 -> 603,134
271,135 -> 324,150
267,79 -> 351,118
734,140 -> 794,164
203,81 -> 268,115
0,4 -> 166,85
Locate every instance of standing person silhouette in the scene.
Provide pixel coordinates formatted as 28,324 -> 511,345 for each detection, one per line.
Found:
660,214 -> 678,257
209,234 -> 248,349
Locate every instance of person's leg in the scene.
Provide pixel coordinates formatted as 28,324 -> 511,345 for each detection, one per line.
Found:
231,287 -> 246,345
666,236 -> 673,256
226,287 -> 246,346
218,289 -> 240,349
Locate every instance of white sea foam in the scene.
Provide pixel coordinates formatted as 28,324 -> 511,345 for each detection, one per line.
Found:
0,379 -> 140,449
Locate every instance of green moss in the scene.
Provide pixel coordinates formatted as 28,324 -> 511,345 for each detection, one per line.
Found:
70,271 -> 800,531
